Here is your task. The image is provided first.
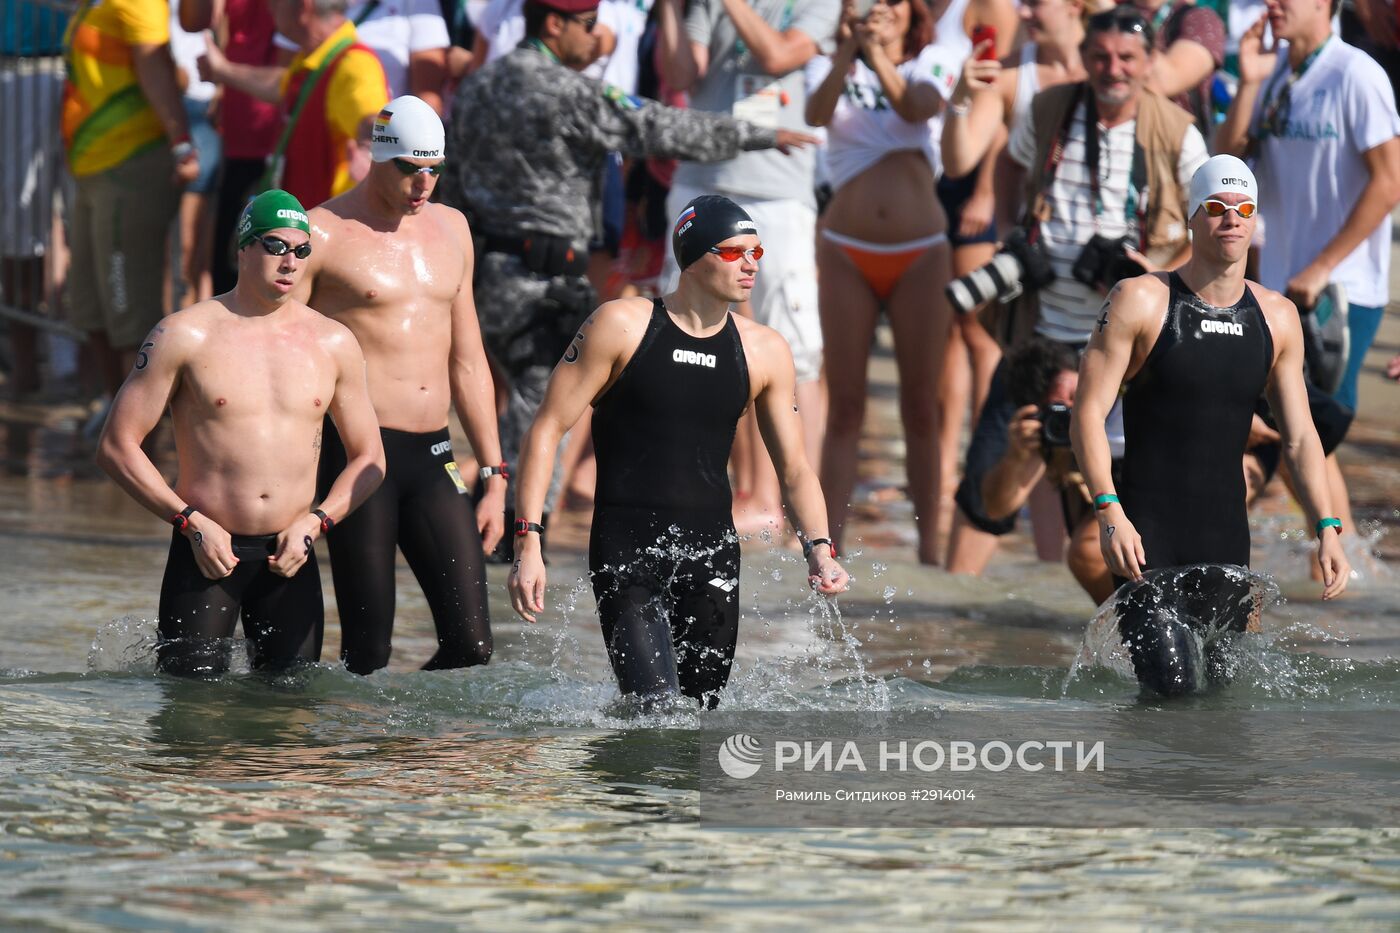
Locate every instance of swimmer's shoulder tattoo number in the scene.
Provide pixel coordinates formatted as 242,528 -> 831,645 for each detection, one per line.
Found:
134,341 -> 156,370
563,330 -> 584,364
133,326 -> 164,371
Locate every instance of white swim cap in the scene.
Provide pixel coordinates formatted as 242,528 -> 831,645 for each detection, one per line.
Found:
370,95 -> 445,163
1188,154 -> 1258,218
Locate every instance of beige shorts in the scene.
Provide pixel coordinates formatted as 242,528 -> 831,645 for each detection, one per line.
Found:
67,144 -> 180,348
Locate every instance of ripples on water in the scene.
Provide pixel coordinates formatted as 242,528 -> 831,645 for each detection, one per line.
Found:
3,518 -> 1400,927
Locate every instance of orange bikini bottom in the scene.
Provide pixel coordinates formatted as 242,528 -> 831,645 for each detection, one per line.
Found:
821,229 -> 949,301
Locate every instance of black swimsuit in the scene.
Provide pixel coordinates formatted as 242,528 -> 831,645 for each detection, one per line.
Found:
318,423 -> 492,675
1114,273 -> 1274,695
588,298 -> 750,708
158,530 -> 324,677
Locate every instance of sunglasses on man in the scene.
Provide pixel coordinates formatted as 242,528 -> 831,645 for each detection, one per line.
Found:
1086,7 -> 1155,44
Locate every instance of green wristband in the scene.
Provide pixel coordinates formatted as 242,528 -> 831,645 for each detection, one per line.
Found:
1094,494 -> 1120,510
1315,517 -> 1342,537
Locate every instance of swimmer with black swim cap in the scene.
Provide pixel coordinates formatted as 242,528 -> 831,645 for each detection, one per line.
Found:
290,94 -> 509,675
509,195 -> 849,709
1071,155 -> 1349,696
671,194 -> 762,271
96,188 -> 386,676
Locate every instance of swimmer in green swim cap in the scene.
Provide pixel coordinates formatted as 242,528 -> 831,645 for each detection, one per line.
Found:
237,188 -> 312,252
94,189 -> 385,679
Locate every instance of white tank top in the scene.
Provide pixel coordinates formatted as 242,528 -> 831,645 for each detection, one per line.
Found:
930,0 -> 973,62
1010,41 -> 1040,131
805,45 -> 961,190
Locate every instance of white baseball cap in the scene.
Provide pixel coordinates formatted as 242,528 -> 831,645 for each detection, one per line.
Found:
1188,154 -> 1258,218
370,95 -> 445,163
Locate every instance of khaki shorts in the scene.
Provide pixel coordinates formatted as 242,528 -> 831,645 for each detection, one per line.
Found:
67,144 -> 180,348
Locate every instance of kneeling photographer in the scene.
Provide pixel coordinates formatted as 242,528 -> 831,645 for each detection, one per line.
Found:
946,7 -> 1208,572
963,339 -> 1118,603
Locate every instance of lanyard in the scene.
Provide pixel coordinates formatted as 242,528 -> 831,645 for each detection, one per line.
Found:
1256,35 -> 1330,143
523,37 -> 561,64
1149,2 -> 1174,32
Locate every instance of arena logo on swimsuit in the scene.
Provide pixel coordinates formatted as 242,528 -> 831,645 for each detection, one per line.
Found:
430,440 -> 452,456
673,348 -> 717,368
1200,319 -> 1245,336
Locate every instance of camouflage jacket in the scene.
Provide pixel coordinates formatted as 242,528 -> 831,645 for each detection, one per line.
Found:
442,43 -> 779,247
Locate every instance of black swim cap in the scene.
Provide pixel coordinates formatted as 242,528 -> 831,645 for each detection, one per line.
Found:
672,195 -> 758,270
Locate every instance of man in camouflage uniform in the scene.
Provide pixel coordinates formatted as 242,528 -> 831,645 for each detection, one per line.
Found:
442,0 -> 813,548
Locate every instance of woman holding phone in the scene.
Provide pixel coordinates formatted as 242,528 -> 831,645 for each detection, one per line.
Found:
805,0 -> 960,563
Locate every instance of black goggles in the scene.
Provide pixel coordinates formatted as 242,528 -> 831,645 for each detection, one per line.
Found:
257,235 -> 312,259
391,158 -> 446,177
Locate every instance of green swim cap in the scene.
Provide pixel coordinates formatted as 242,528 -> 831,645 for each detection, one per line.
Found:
237,189 -> 310,249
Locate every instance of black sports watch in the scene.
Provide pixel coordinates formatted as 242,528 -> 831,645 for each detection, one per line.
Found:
170,505 -> 198,530
514,519 -> 545,537
801,537 -> 834,560
313,508 -> 334,533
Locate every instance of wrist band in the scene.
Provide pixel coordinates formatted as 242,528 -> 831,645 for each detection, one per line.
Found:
948,99 -> 970,117
514,519 -> 545,537
1315,517 -> 1342,537
169,505 -> 197,530
479,462 -> 509,482
802,537 -> 835,560
313,508 -> 334,533
1093,494 -> 1120,510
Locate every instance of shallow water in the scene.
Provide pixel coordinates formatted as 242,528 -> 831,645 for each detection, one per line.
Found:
3,477 -> 1400,927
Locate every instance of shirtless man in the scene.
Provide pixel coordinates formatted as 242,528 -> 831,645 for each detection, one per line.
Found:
508,196 -> 849,709
292,95 -> 508,675
1071,156 -> 1349,696
96,190 -> 386,677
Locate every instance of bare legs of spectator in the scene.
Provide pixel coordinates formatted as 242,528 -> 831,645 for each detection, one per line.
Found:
175,188 -> 215,308
939,241 -> 1002,569
818,236 -> 952,564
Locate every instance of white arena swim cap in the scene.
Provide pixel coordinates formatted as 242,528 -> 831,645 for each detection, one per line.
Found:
1188,155 -> 1258,218
370,95 -> 445,163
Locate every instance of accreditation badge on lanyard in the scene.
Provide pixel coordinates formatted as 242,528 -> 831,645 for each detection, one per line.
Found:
730,0 -> 795,127
733,74 -> 785,127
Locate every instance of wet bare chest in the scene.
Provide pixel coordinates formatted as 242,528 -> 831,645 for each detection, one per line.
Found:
316,231 -> 464,331
182,329 -> 337,422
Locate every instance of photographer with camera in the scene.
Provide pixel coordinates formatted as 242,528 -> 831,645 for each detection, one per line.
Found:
946,6 -> 1207,575
968,338 -> 1116,602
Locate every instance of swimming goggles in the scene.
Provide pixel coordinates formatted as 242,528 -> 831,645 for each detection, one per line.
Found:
708,245 -> 764,262
258,235 -> 312,259
1200,199 -> 1257,219
391,158 -> 445,177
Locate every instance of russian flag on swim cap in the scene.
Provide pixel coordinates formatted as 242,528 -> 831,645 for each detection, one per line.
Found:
674,206 -> 697,238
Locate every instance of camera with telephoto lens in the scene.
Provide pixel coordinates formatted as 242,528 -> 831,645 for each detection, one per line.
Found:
1071,234 -> 1145,290
945,226 -> 1057,316
1038,402 -> 1073,449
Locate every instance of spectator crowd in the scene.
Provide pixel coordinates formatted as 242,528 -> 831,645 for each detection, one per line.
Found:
2,0 -> 1398,603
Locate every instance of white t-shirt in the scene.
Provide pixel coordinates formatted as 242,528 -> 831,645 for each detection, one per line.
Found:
1250,38 -> 1400,308
581,0 -> 654,94
479,0 -> 524,65
348,0 -> 451,96
169,12 -> 216,101
1009,103 -> 1208,344
804,44 -> 959,190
